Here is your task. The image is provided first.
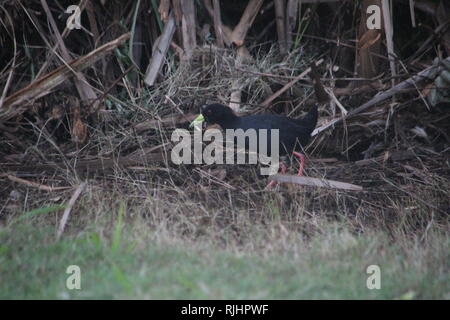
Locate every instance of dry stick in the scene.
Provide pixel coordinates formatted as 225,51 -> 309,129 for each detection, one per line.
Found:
0,7 -> 16,110
134,113 -> 199,132
325,87 -> 348,115
236,67 -> 383,83
203,0 -> 251,58
381,0 -> 397,89
409,0 -> 416,27
212,0 -> 224,48
269,174 -> 363,191
204,0 -> 253,112
158,0 -> 171,22
57,182 -> 87,239
260,59 -> 324,108
230,0 -> 264,46
89,66 -> 134,110
1,173 -> 72,192
28,0 -> 87,80
285,0 -> 299,50
144,12 -> 175,86
229,47 -> 249,113
40,0 -> 98,108
1,33 -> 130,121
311,57 -> 450,137
180,0 -> 197,60
274,0 -> 287,54
2,143 -> 168,174
195,168 -> 236,190
203,0 -> 229,45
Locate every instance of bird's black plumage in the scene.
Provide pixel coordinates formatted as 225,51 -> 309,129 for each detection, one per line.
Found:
199,103 -> 318,156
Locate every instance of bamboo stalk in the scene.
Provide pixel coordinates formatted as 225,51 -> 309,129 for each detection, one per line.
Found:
230,0 -> 264,46
274,0 -> 287,54
144,13 -> 176,86
212,0 -> 224,48
180,0 -> 197,60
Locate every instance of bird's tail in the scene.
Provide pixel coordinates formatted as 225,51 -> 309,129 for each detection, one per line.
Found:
293,104 -> 318,133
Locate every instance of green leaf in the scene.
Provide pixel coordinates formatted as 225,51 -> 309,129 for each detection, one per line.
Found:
15,205 -> 67,223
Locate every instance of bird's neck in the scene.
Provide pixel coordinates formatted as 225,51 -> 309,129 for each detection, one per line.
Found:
218,114 -> 239,129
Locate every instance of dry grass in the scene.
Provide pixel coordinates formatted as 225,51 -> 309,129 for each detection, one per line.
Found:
1,44 -> 449,239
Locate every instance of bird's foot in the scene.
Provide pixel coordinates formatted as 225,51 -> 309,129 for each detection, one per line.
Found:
292,152 -> 305,176
265,162 -> 287,190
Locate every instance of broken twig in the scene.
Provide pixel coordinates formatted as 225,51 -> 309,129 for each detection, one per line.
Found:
57,182 -> 87,239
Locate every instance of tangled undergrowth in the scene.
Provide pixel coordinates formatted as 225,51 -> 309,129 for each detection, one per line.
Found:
1,45 -> 448,248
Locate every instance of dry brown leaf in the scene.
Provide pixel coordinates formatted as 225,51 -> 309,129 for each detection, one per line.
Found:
358,29 -> 381,50
158,0 -> 171,23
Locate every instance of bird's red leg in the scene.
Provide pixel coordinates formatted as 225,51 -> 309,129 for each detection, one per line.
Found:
292,152 -> 305,176
265,161 -> 287,189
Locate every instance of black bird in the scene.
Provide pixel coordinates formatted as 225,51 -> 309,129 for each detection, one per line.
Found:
190,103 -> 318,188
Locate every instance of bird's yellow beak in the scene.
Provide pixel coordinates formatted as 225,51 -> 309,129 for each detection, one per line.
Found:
189,114 -> 205,128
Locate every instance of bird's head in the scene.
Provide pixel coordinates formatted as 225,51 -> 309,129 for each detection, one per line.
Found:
190,103 -> 237,128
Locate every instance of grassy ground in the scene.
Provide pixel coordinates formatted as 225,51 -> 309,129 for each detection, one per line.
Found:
0,201 -> 448,299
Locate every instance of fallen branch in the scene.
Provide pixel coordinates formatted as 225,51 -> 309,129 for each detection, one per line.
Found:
268,174 -> 363,191
0,33 -> 131,121
2,145 -> 168,174
0,173 -> 72,192
134,113 -> 198,132
312,57 -> 450,136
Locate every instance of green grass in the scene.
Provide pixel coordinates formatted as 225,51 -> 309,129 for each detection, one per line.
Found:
0,222 -> 448,299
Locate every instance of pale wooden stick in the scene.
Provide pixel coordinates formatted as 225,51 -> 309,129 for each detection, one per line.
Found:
409,0 -> 416,27
274,0 -> 287,54
180,0 -> 197,60
1,173 -> 72,192
40,0 -> 98,108
212,0 -> 224,48
381,0 -> 397,89
144,13 -> 175,86
325,87 -> 348,115
230,0 -> 264,46
57,182 -> 87,239
268,174 -> 363,191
